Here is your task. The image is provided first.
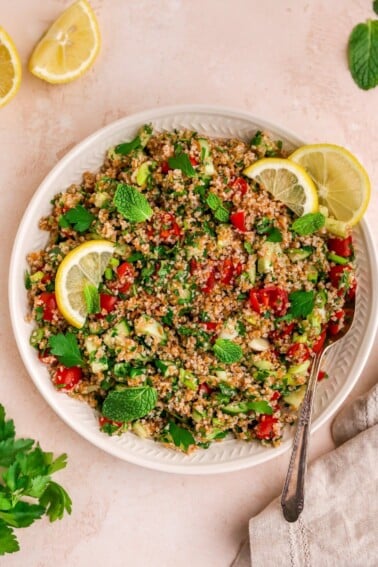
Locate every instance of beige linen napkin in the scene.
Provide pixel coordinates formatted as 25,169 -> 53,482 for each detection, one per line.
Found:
232,383 -> 378,567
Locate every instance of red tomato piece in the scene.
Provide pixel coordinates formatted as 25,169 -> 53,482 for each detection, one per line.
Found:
328,309 -> 345,336
286,342 -> 310,363
198,382 -> 213,396
202,270 -> 216,294
203,322 -> 218,331
270,391 -> 281,402
189,258 -> 199,274
255,415 -> 278,440
159,212 -> 181,241
99,416 -> 123,428
312,330 -> 327,354
161,161 -> 170,174
327,236 -> 353,257
329,265 -> 355,296
249,288 -> 269,314
39,292 -> 57,322
264,286 -> 289,316
229,177 -> 249,196
317,370 -> 327,382
220,258 -> 234,284
117,262 -> 136,293
54,366 -> 82,390
230,211 -> 247,232
100,294 -> 117,312
189,156 -> 199,166
269,321 -> 295,342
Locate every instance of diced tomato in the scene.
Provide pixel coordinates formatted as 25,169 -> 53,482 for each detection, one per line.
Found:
198,382 -> 213,396
161,161 -> 170,174
99,416 -> 123,428
38,350 -> 57,365
100,294 -> 117,312
54,366 -> 82,390
189,156 -> 199,166
220,258 -> 234,284
287,342 -> 310,363
117,262 -> 136,293
39,292 -> 57,322
328,309 -> 345,336
229,177 -> 249,196
270,391 -> 281,402
348,279 -> 357,301
264,286 -> 289,316
317,370 -> 327,382
189,258 -> 199,274
41,274 -> 52,284
249,288 -> 270,314
203,322 -> 218,331
230,211 -> 247,232
269,322 -> 295,342
329,265 -> 356,297
312,329 -> 327,354
159,212 -> 182,241
327,236 -> 353,258
202,270 -> 216,293
255,415 -> 278,440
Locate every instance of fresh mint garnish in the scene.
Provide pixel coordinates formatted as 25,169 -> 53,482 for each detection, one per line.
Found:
167,422 -> 195,452
102,386 -> 157,422
288,290 -> 315,318
113,183 -> 153,223
168,153 -> 196,177
83,283 -> 100,314
206,193 -> 230,223
114,135 -> 141,155
48,333 -> 83,367
60,205 -> 95,233
291,212 -> 325,235
213,339 -> 243,364
348,20 -> 378,90
266,227 -> 283,242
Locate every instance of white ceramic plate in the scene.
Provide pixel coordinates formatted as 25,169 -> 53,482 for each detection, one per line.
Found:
9,105 -> 378,474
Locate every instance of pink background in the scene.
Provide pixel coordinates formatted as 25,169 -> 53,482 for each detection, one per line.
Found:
1,1 -> 377,565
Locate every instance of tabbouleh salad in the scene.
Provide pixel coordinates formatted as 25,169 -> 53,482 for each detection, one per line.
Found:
25,125 -> 356,453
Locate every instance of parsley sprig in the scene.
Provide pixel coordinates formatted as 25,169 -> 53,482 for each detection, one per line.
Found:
48,333 -> 84,367
0,404 -> 71,556
59,205 -> 95,233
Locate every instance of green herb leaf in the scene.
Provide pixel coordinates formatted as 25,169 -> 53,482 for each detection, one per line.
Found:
289,290 -> 315,318
348,20 -> 378,90
113,184 -> 153,223
250,130 -> 262,146
213,339 -> 243,364
206,193 -> 222,210
162,308 -> 174,326
214,205 -> 230,222
247,400 -> 273,415
266,227 -> 283,242
48,333 -> 84,367
291,212 -> 325,235
206,193 -> 230,223
167,422 -> 195,451
60,205 -> 95,233
83,283 -> 100,314
168,154 -> 196,177
24,271 -> 31,290
39,481 -> 72,522
374,1 -> 378,15
114,135 -> 141,155
0,521 -> 19,555
102,386 -> 158,422
126,252 -> 145,262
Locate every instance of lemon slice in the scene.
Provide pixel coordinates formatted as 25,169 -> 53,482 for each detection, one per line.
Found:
56,240 -> 114,328
0,27 -> 22,108
289,144 -> 370,226
243,158 -> 318,216
28,0 -> 100,84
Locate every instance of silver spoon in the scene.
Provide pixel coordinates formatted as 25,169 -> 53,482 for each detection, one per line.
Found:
281,301 -> 355,522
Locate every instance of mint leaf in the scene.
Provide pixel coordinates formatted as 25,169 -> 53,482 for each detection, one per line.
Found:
348,20 -> 378,90
213,339 -> 243,364
247,401 -> 273,415
168,154 -> 196,177
168,422 -> 195,451
114,135 -> 141,155
291,212 -> 325,235
206,193 -> 230,223
48,333 -> 83,367
214,205 -> 230,222
113,184 -> 153,223
60,205 -> 94,233
39,481 -> 72,522
83,283 -> 100,314
266,227 -> 283,242
206,193 -> 222,210
102,386 -> 157,422
0,521 -> 19,555
289,290 -> 315,318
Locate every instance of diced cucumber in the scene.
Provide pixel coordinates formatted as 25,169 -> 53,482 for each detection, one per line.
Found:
30,271 -> 44,283
287,247 -> 313,262
30,328 -> 45,347
327,252 -> 350,265
135,161 -> 153,186
325,217 -> 349,237
253,359 -> 275,371
135,315 -> 167,343
85,336 -> 99,353
257,242 -> 280,274
104,319 -> 131,348
179,369 -> 198,390
215,369 -> 228,381
91,359 -> 109,373
198,138 -> 215,175
94,192 -> 110,208
222,402 -> 249,415
315,290 -> 327,307
307,267 -> 319,283
177,285 -> 193,305
154,359 -> 172,376
192,409 -> 205,422
287,359 -> 311,376
246,255 -> 256,284
283,386 -> 306,409
132,421 -> 149,438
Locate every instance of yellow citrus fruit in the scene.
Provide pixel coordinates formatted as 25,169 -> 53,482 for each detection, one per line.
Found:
55,240 -> 114,328
0,27 -> 22,108
289,143 -> 370,226
28,0 -> 101,84
243,158 -> 318,216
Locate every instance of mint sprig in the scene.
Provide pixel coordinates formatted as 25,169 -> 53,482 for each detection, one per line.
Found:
213,339 -> 243,364
48,333 -> 83,367
168,154 -> 196,177
288,290 -> 315,318
348,20 -> 378,90
102,386 -> 158,422
206,193 -> 230,223
113,184 -> 153,223
59,205 -> 94,233
291,212 -> 325,236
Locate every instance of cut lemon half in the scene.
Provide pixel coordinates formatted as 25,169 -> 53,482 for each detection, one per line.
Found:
289,144 -> 370,226
0,27 -> 22,108
55,240 -> 114,328
243,158 -> 318,216
28,0 -> 100,84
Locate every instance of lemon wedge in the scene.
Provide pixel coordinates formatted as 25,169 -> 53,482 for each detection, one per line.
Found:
55,240 -> 114,328
28,0 -> 100,84
0,27 -> 22,108
243,158 -> 318,216
289,144 -> 370,226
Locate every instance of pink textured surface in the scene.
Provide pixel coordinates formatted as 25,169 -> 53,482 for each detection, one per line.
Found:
1,1 -> 377,565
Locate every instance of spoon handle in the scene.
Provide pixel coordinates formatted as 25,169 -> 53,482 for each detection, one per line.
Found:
281,352 -> 324,522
